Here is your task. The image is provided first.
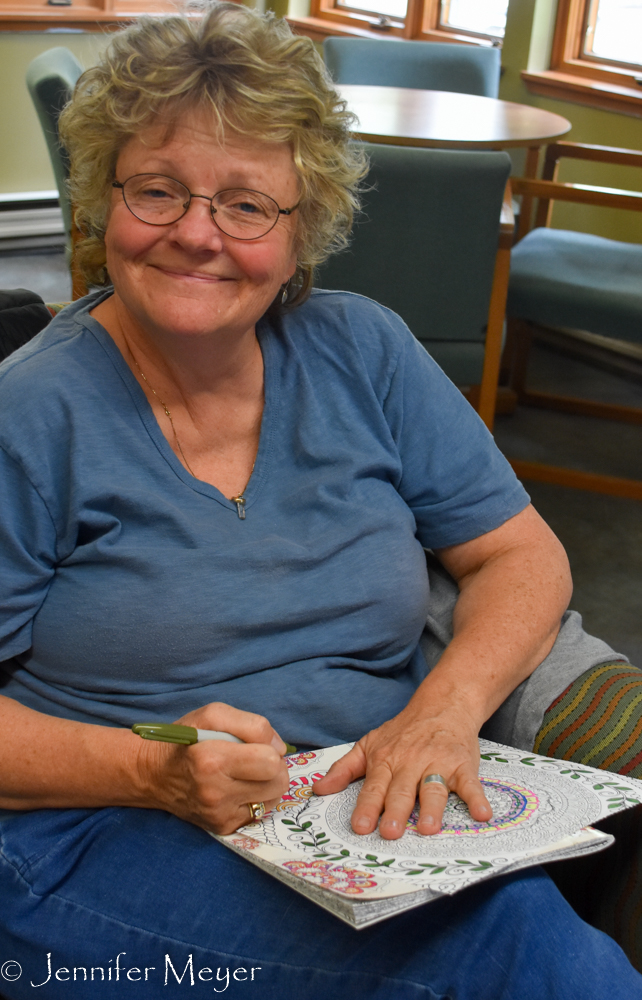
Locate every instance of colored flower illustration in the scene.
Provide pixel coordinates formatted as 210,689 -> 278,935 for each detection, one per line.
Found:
230,835 -> 260,851
282,860 -> 378,894
287,752 -> 319,767
277,773 -> 325,810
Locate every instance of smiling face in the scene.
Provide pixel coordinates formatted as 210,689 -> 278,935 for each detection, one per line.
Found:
104,111 -> 300,345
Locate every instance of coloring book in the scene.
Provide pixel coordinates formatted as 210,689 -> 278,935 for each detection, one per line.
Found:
212,739 -> 642,928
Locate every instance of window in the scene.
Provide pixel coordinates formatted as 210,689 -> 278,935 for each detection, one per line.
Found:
291,0 -> 504,44
522,0 -> 642,117
583,0 -> 642,70
439,0 -> 507,41
334,0 -> 408,24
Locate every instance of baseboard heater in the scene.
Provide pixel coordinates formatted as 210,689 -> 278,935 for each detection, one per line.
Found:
0,192 -> 64,246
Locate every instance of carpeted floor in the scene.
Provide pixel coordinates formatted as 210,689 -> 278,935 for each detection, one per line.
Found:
1,246 -> 641,665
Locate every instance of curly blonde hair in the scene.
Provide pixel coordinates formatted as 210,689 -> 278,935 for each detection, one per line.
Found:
59,1 -> 367,306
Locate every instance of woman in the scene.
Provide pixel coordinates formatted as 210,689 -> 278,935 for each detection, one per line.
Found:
0,4 -> 640,997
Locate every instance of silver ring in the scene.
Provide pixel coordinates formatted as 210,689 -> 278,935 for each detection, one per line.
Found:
247,801 -> 266,822
423,774 -> 449,792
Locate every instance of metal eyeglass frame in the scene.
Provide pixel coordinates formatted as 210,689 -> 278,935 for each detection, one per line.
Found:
112,174 -> 300,241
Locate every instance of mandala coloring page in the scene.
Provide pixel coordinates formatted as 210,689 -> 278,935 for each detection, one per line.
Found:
217,741 -> 642,900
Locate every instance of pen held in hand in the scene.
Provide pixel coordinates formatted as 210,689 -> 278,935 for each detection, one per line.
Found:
132,722 -> 296,754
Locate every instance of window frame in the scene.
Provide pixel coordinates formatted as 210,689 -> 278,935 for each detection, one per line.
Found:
582,0 -> 642,73
552,0 -> 642,86
522,0 -> 642,118
0,1 -> 201,32
292,0 -> 501,46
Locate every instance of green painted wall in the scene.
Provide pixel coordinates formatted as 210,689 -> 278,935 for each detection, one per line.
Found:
1,0 -> 641,244
0,31 -> 111,195
501,0 -> 642,243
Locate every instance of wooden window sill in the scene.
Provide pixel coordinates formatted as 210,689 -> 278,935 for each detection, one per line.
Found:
287,15 -> 399,41
287,15 -> 493,46
522,70 -> 642,119
0,3 -> 199,31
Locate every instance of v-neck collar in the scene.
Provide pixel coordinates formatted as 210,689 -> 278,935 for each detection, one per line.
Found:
75,290 -> 279,514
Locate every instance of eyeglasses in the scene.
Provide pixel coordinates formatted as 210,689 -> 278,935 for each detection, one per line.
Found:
112,174 -> 299,241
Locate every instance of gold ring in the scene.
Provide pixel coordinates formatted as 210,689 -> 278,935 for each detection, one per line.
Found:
247,801 -> 266,822
423,774 -> 449,792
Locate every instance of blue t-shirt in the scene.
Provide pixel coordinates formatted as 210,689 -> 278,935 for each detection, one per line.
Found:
0,289 -> 528,746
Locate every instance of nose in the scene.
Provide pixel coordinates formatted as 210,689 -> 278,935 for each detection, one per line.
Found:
170,194 -> 224,252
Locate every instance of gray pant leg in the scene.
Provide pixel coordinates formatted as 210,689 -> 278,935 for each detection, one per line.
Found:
419,551 -> 628,753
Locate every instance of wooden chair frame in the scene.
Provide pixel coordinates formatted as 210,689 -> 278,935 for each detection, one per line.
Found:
463,182 -> 514,430
504,141 -> 642,500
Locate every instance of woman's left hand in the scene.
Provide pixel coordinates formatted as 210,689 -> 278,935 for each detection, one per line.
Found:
312,695 -> 492,839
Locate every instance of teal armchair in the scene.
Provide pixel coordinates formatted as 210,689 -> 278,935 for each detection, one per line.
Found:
26,47 -> 83,249
505,141 -> 642,499
323,37 -> 500,98
316,143 -> 513,429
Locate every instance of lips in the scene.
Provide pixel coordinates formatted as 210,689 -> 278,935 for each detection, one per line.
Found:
152,263 -> 235,282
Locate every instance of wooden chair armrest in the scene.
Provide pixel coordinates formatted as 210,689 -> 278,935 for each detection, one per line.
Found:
512,177 -> 642,213
544,142 -> 642,170
498,179 -> 515,250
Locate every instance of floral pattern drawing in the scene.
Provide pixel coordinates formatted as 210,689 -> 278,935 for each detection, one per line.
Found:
282,860 -> 378,894
276,773 -> 324,811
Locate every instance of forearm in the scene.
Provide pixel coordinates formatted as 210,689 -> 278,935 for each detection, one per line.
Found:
417,506 -> 572,727
0,695 -> 289,834
0,695 -> 145,810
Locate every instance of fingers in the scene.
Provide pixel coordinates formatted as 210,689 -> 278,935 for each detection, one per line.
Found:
229,795 -> 284,834
181,746 -> 290,836
140,726 -> 291,836
415,770 -> 491,836
176,702 -> 287,754
413,775 -> 450,836
352,760 -> 415,838
312,743 -> 366,795
327,737 -> 493,841
186,740 -> 289,807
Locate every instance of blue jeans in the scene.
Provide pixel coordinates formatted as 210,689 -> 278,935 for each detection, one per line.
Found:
1,806 -> 640,1000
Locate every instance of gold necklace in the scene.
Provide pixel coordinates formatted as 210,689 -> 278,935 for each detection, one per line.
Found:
127,347 -> 197,479
124,337 -> 256,519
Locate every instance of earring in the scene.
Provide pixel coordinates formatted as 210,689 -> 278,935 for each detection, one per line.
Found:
281,281 -> 290,305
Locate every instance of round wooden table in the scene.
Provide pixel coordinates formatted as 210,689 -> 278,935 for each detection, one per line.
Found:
339,85 -> 572,241
338,85 -> 571,151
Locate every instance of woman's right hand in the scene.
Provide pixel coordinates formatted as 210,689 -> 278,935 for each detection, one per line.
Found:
135,702 -> 290,834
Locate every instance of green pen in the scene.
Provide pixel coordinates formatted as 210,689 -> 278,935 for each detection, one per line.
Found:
132,722 -> 296,754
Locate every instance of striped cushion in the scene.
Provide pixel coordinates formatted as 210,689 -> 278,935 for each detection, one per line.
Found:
535,661 -> 642,969
535,662 -> 642,777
